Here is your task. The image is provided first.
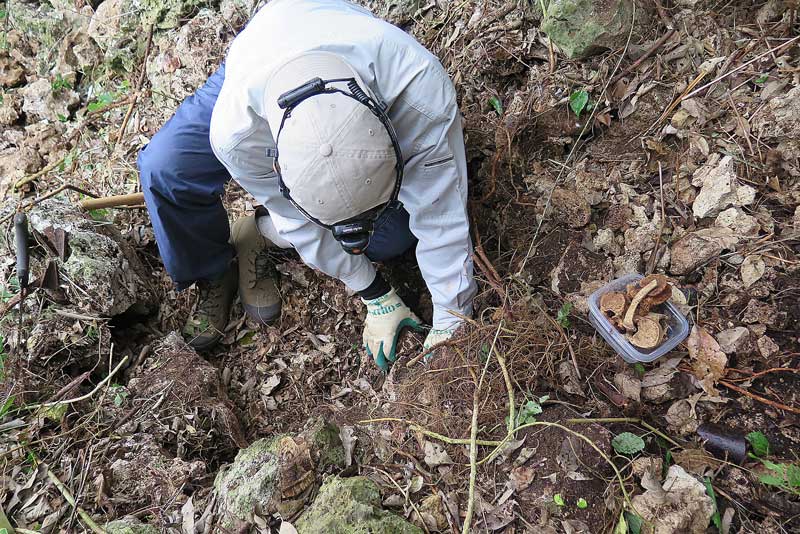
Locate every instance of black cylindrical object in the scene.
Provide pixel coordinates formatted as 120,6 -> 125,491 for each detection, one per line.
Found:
697,423 -> 747,464
14,212 -> 29,290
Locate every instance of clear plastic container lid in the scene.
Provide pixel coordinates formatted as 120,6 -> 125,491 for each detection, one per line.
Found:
587,274 -> 690,363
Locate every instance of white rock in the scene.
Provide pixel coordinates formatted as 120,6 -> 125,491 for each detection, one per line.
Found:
691,155 -> 756,218
715,207 -> 760,236
593,228 -> 620,255
741,255 -> 766,288
757,336 -> 779,358
21,78 -> 79,122
715,327 -> 749,354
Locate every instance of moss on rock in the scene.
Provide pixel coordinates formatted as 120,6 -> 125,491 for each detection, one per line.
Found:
541,0 -> 635,59
214,417 -> 345,529
295,476 -> 423,534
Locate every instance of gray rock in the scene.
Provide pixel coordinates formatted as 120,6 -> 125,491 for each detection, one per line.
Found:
105,517 -> 160,534
754,86 -> 800,140
21,78 -> 80,123
295,476 -> 423,534
22,199 -> 155,316
691,155 -> 755,219
146,10 -> 229,122
669,227 -> 739,275
757,336 -> 780,358
214,417 -> 345,529
715,327 -> 749,354
715,207 -> 759,236
541,0 -> 636,59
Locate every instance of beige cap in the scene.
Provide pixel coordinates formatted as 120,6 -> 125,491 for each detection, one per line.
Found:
264,52 -> 398,226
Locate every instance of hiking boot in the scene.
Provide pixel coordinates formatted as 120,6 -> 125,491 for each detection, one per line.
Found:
231,213 -> 281,325
183,264 -> 238,351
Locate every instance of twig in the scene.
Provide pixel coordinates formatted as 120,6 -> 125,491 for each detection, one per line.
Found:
493,344 -> 515,433
46,467 -> 106,534
725,367 -> 800,382
684,35 -> 800,99
26,352 -> 128,411
13,156 -> 67,191
357,417 -> 502,446
610,29 -> 676,85
537,303 -> 582,380
0,184 -> 99,226
369,467 -> 431,534
462,322 -> 502,534
719,380 -> 800,414
52,309 -> 109,322
114,25 -> 154,151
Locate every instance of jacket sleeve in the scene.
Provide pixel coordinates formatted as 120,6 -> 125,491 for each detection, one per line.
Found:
397,102 -> 477,330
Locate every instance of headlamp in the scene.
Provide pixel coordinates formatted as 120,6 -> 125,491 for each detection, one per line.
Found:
272,77 -> 404,256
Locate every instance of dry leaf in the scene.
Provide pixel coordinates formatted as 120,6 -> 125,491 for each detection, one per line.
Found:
339,426 -> 356,467
279,521 -> 299,534
181,496 -> 195,534
686,325 -> 728,395
423,441 -> 453,467
509,465 -> 536,491
260,375 -> 281,397
740,255 -> 765,288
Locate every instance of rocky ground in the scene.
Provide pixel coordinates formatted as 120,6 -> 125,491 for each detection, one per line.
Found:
1,0 -> 799,533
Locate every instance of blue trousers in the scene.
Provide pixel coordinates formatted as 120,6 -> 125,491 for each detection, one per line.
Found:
138,66 -> 416,288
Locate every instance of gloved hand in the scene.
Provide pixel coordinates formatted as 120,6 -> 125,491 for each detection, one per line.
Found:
362,288 -> 423,371
422,327 -> 456,361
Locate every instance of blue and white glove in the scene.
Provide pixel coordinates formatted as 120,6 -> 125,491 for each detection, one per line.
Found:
362,288 -> 423,371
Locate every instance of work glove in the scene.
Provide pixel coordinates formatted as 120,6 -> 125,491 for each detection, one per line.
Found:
422,327 -> 456,361
362,288 -> 423,371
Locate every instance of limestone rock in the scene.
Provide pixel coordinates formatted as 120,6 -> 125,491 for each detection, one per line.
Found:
0,91 -> 22,126
742,299 -> 778,325
21,199 -> 155,316
757,336 -> 779,359
107,434 -> 206,514
105,517 -> 160,534
146,10 -> 229,122
21,78 -> 79,122
630,465 -> 714,534
0,55 -> 25,87
8,0 -> 91,71
691,155 -> 755,218
593,228 -> 620,256
740,255 -> 766,288
715,207 -> 759,236
214,417 -> 345,529
295,476 -> 423,534
669,227 -> 739,275
541,0 -> 636,59
0,145 -> 42,186
754,86 -> 800,140
715,327 -> 749,354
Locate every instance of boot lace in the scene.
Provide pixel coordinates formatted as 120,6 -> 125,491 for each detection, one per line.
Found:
247,249 -> 274,287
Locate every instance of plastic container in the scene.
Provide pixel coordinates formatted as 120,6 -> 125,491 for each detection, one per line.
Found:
588,274 -> 690,363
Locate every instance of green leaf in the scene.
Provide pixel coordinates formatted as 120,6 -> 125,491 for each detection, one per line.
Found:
89,208 -> 109,221
612,432 -> 645,455
576,497 -> 588,509
569,89 -> 589,118
612,513 -> 627,534
633,363 -> 645,377
746,431 -> 770,457
758,473 -> 784,487
625,512 -> 643,534
0,396 -> 14,418
57,113 -> 68,123
755,74 -> 769,85
787,464 -> 800,488
488,96 -> 503,115
88,91 -> 115,112
556,301 -> 572,328
704,478 -> 721,533
553,493 -> 565,506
